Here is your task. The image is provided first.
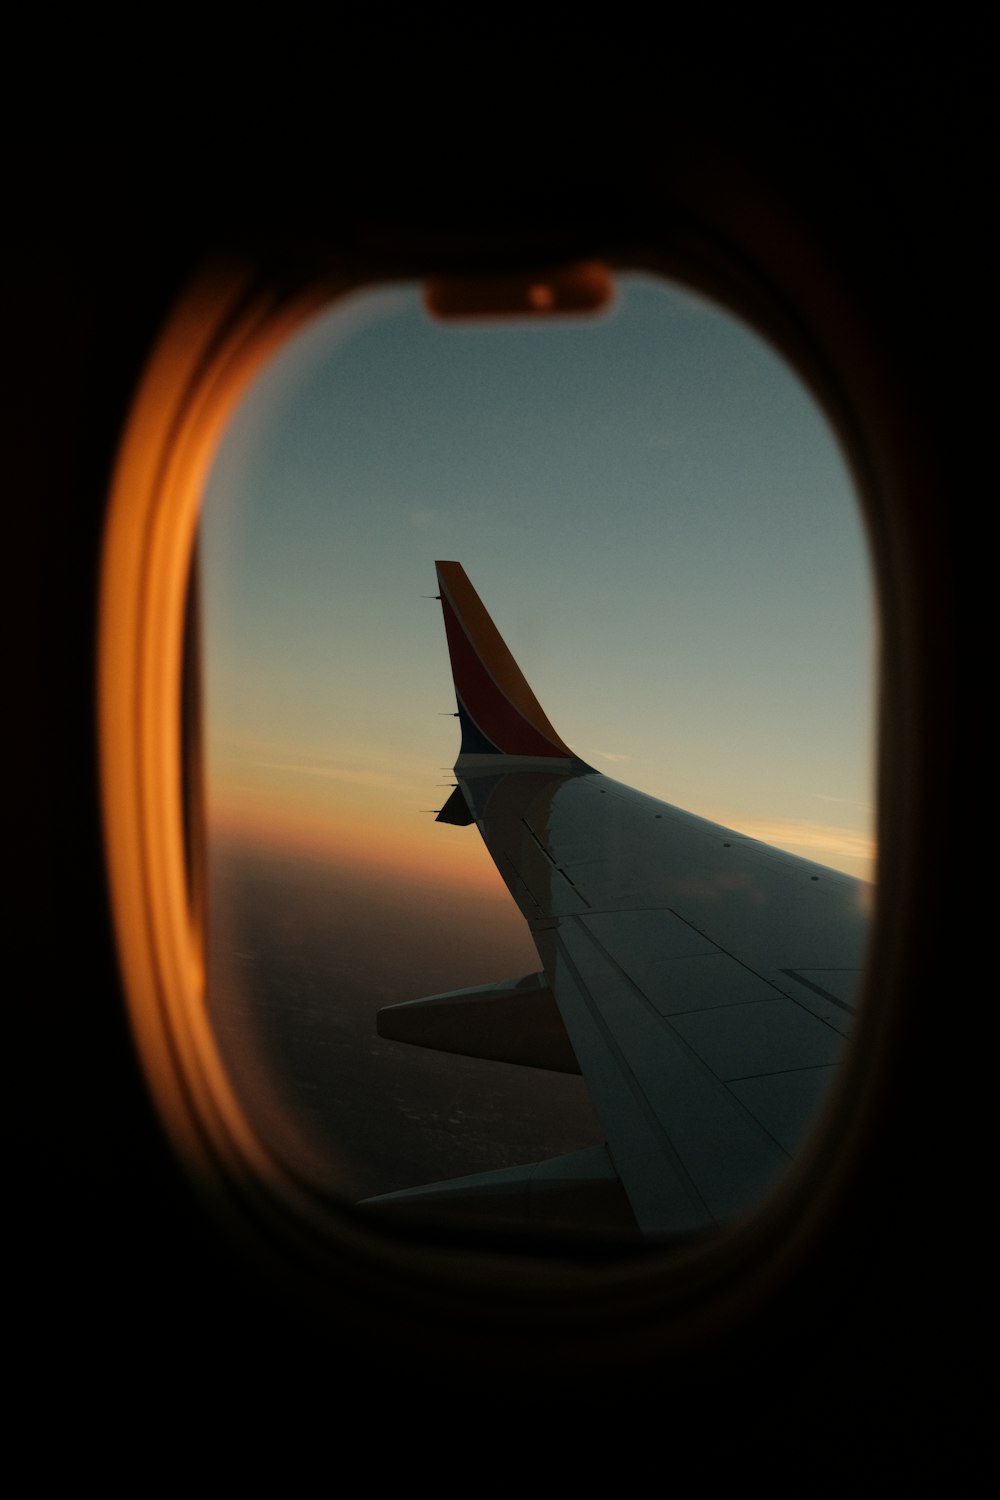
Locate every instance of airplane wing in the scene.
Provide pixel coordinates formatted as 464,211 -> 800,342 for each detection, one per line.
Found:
370,561 -> 870,1237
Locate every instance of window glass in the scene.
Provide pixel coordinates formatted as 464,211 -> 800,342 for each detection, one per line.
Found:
199,274 -> 873,1231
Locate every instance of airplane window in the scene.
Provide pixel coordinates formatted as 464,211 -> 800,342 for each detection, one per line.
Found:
198,272 -> 874,1238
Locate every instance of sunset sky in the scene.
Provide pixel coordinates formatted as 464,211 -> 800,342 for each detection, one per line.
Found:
200,271 -> 875,893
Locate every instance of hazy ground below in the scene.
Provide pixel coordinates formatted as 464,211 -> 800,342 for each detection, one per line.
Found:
206,834 -> 603,1207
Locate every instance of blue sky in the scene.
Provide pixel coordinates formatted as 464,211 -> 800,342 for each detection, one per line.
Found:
200,272 -> 875,883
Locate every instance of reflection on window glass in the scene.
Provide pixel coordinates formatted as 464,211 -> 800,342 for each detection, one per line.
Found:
199,274 -> 874,1237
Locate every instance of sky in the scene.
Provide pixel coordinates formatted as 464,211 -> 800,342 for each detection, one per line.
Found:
200,271 -> 875,888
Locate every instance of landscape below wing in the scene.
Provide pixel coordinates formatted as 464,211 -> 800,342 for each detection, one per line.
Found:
368,563 -> 870,1237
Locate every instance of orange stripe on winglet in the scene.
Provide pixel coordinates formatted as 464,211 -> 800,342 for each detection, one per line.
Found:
436,561 -> 575,758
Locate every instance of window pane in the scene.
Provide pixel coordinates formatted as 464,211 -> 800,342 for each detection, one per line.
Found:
199,274 -> 873,1234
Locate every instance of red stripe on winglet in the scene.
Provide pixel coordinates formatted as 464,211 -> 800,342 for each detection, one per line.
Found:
437,562 -> 574,758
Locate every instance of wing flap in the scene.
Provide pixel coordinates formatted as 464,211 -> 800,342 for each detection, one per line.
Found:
360,1145 -> 638,1234
553,919 -> 796,1230
377,972 -> 581,1073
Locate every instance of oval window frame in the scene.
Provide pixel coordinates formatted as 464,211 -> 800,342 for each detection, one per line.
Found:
97,224 -> 921,1365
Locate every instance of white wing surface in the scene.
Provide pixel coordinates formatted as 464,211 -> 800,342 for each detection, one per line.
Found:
372,562 -> 869,1237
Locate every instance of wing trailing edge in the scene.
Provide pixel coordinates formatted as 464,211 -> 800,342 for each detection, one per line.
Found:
360,1145 -> 638,1234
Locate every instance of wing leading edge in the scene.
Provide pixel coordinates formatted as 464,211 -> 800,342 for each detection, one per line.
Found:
369,562 -> 870,1238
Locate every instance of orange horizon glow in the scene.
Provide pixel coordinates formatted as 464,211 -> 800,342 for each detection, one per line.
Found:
208,791 -> 508,893
704,811 -> 876,883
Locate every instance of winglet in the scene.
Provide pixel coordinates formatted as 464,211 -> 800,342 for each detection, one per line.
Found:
435,561 -> 576,758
